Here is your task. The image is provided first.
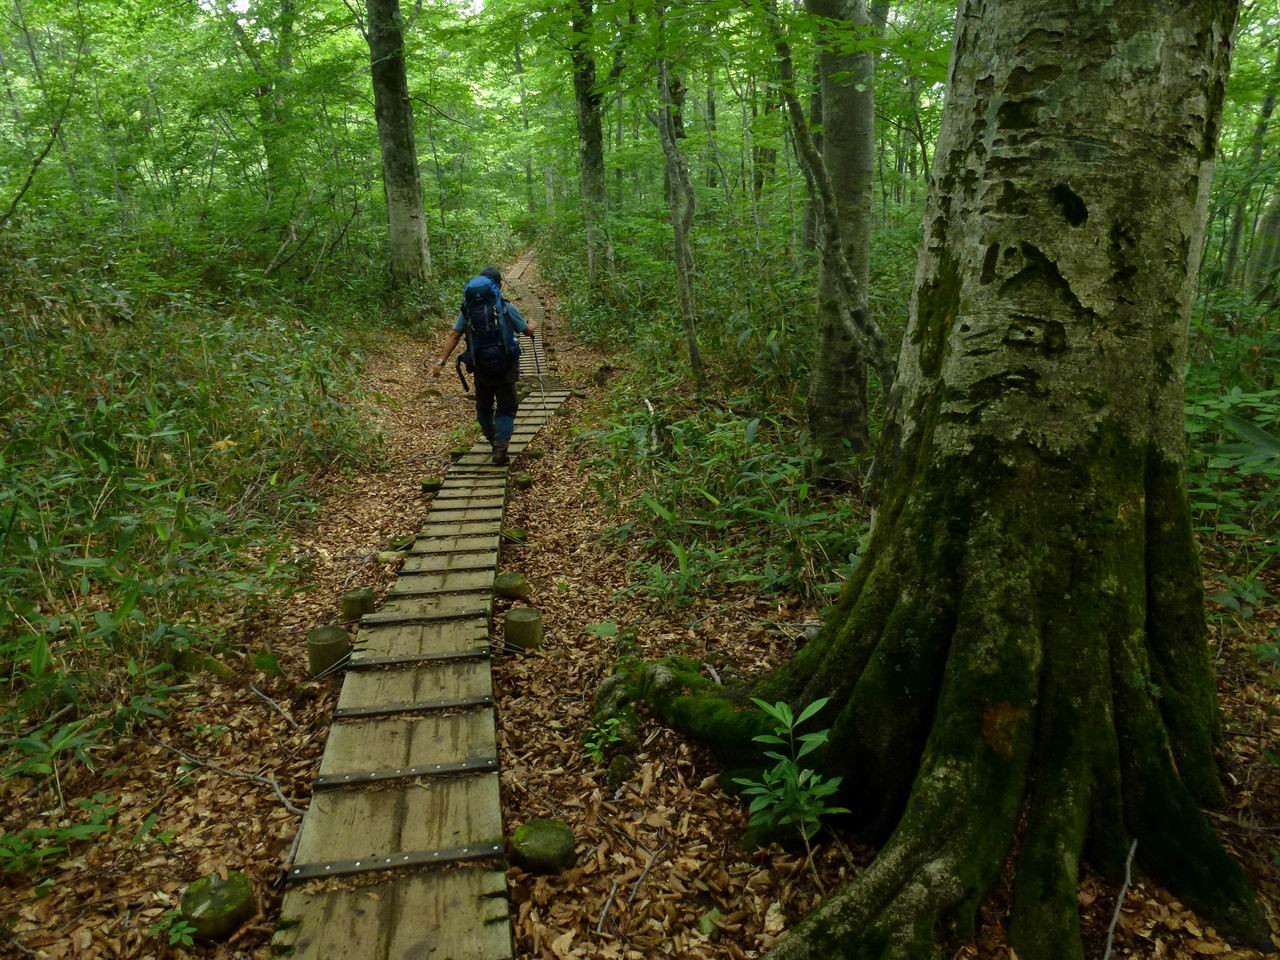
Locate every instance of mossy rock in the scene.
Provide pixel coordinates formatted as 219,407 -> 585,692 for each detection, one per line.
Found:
512,473 -> 533,490
494,571 -> 531,601
524,448 -> 545,460
449,447 -> 471,462
179,871 -> 257,941
420,477 -> 444,493
505,607 -> 543,650
307,625 -> 350,678
605,754 -> 635,789
375,550 -> 406,564
341,587 -> 375,621
502,527 -> 528,545
510,819 -> 576,874
616,625 -> 641,657
571,388 -> 587,399
386,533 -> 416,552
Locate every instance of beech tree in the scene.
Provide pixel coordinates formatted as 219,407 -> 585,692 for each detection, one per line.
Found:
600,1 -> 1273,957
363,0 -> 431,286
804,0 -> 883,464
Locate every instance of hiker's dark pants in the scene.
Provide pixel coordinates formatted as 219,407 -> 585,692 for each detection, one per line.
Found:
475,373 -> 519,444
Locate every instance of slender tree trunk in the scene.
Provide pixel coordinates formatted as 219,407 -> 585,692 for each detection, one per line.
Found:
706,65 -> 719,189
801,59 -> 822,253
606,2 -> 1271,957
805,0 -> 880,466
1224,47 -> 1280,286
515,38 -> 535,215
1246,187 -> 1280,299
364,0 -> 431,286
650,5 -> 707,394
570,0 -> 612,284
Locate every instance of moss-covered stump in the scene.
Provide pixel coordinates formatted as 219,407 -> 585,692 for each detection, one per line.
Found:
512,473 -> 534,490
375,550 -> 406,564
502,526 -> 528,545
341,588 -> 375,621
525,448 -> 545,460
494,571 -> 531,601
307,625 -> 350,678
571,388 -> 587,399
449,447 -> 470,461
420,476 -> 443,493
504,607 -> 543,650
510,819 -> 575,874
179,871 -> 256,941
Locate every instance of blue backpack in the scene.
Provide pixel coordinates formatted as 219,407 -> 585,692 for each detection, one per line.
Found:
458,276 -> 514,382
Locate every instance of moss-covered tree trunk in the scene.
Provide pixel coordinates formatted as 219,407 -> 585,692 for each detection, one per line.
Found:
619,2 -> 1272,957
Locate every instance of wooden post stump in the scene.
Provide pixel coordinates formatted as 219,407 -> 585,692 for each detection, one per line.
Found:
341,588 -> 375,621
505,607 -> 543,650
307,625 -> 350,677
179,871 -> 257,941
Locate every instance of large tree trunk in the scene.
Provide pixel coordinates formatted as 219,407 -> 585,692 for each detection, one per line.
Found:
805,0 -> 879,466
365,0 -> 431,286
605,2 -> 1271,957
570,0 -> 612,285
1246,186 -> 1280,299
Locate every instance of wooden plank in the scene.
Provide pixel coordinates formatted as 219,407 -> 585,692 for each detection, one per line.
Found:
337,659 -> 492,713
392,570 -> 495,594
402,551 -> 498,574
379,591 -> 493,618
275,870 -> 512,960
319,710 -> 497,779
352,618 -> 489,660
426,496 -> 505,511
293,773 -> 503,864
409,534 -> 501,556
419,520 -> 502,537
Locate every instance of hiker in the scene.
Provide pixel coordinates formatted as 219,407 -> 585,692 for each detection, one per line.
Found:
431,266 -> 538,465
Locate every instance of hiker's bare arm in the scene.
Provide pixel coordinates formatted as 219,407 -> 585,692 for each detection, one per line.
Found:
432,330 -> 463,377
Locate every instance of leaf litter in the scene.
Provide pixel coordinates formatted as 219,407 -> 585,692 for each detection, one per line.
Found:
1,262 -> 1275,959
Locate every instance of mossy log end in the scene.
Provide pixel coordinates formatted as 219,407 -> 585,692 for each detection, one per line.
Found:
341,587 -> 375,621
504,607 -> 543,650
307,625 -> 350,678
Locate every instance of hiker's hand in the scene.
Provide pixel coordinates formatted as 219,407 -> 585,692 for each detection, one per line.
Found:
525,321 -> 539,336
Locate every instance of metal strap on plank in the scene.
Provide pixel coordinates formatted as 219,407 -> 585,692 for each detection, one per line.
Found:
345,648 -> 490,670
361,608 -> 489,627
315,756 -> 498,789
333,693 -> 494,720
286,840 -> 505,882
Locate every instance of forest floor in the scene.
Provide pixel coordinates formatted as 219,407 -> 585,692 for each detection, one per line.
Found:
2,260 -> 1276,959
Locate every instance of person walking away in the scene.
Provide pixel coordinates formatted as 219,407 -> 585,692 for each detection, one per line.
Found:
431,266 -> 538,465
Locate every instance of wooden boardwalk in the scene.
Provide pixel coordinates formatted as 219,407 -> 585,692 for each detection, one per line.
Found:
274,254 -> 566,959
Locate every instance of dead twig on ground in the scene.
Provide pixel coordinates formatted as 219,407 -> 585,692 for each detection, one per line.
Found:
145,738 -> 306,816
628,840 -> 671,905
596,878 -> 620,933
1102,839 -> 1139,960
249,683 -> 300,732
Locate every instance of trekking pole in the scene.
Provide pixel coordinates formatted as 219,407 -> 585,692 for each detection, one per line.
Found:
530,331 -> 548,407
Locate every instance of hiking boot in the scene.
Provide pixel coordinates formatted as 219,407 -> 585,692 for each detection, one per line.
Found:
492,442 -> 509,466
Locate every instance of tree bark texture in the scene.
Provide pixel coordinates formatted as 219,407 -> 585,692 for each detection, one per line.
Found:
603,2 -> 1272,957
571,0 -> 612,284
805,0 -> 878,463
1246,186 -> 1280,299
365,0 -> 431,286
